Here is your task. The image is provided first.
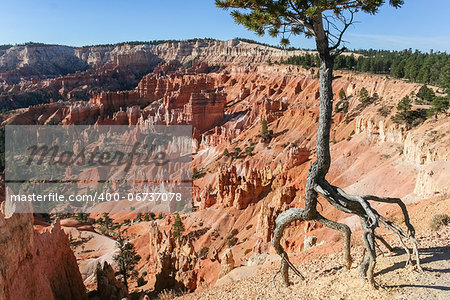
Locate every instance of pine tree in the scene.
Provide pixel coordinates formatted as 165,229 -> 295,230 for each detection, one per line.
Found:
397,96 -> 412,112
261,119 -> 268,136
113,229 -> 141,289
172,213 -> 185,239
439,59 -> 450,91
416,85 -> 435,102
431,96 -> 450,114
359,87 -> 370,104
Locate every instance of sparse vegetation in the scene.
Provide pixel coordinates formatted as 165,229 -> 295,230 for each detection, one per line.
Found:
157,288 -> 187,300
227,229 -> 239,248
227,237 -> 238,247
335,88 -> 350,114
430,214 -> 449,231
359,87 -> 371,105
245,145 -> 255,156
143,213 -> 151,222
233,147 -> 242,158
192,167 -> 204,179
97,212 -> 119,235
136,276 -> 147,287
335,98 -> 349,113
199,247 -> 209,259
75,213 -> 88,222
339,88 -> 346,100
378,105 -> 392,117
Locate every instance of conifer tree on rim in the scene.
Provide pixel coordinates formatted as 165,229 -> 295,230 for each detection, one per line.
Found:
216,0 -> 421,288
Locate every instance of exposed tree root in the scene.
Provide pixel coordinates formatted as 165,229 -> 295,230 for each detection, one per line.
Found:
272,179 -> 421,288
374,234 -> 394,253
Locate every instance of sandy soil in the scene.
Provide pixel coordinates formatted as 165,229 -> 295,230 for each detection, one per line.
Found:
176,226 -> 449,300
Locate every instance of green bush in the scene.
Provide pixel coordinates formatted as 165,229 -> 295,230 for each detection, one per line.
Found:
397,96 -> 412,112
392,109 -> 427,128
339,88 -> 346,100
227,229 -> 239,247
377,105 -> 392,117
245,145 -> 255,156
227,237 -> 238,247
137,276 -> 147,287
258,119 -> 273,142
192,168 -> 204,179
392,96 -> 427,127
335,99 -> 349,113
199,247 -> 209,259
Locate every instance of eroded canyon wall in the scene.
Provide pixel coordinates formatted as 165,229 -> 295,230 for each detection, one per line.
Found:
0,204 -> 87,300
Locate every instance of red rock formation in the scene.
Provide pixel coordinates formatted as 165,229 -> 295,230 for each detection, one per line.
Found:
96,262 -> 128,300
146,222 -> 200,292
216,166 -> 271,209
54,63 -> 227,133
185,90 -> 226,136
62,102 -> 100,124
90,90 -> 142,116
0,210 -> 87,300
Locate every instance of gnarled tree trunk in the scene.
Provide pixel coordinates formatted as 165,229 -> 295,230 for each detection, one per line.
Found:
272,12 -> 421,288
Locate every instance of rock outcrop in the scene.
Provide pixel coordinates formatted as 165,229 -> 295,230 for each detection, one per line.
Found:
0,208 -> 87,300
403,120 -> 450,165
148,223 -> 200,292
218,248 -> 235,278
96,262 -> 128,300
216,166 -> 271,209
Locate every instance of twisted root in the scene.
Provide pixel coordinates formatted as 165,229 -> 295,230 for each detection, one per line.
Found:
272,180 -> 421,288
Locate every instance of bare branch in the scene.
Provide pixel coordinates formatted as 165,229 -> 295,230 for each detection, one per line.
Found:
329,9 -> 355,52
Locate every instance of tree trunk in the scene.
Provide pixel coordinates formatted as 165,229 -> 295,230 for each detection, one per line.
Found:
304,14 -> 334,218
271,12 -> 420,289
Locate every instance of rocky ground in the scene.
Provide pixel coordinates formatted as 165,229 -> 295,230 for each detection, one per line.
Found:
178,226 -> 450,300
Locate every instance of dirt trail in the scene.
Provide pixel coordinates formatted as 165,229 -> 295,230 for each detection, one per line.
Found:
177,226 -> 450,300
